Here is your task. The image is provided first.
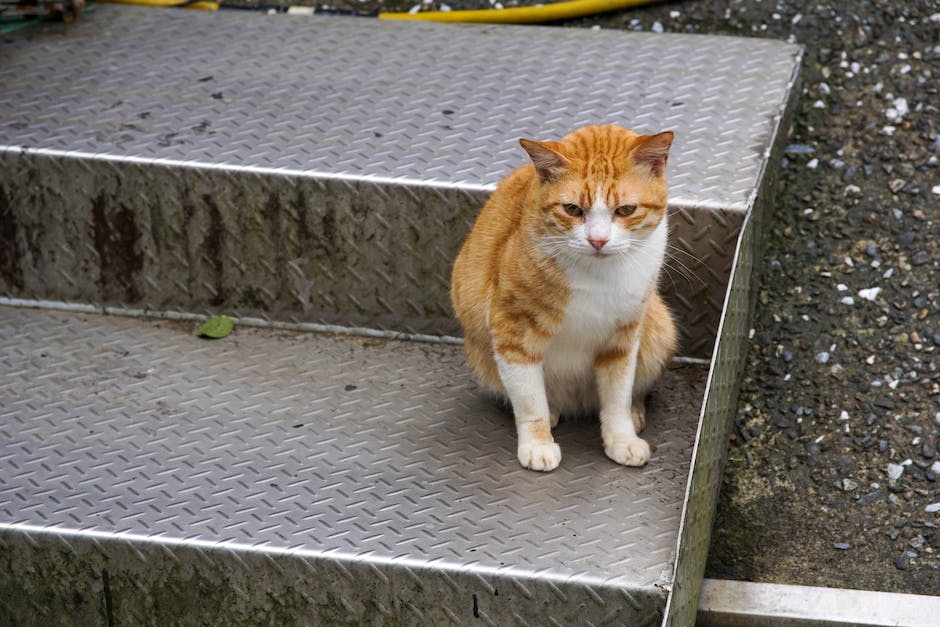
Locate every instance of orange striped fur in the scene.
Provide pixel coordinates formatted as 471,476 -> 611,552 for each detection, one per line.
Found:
451,124 -> 677,471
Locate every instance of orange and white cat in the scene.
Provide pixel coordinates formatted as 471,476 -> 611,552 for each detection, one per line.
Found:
451,124 -> 677,472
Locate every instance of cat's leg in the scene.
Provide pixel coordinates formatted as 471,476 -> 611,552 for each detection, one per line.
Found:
631,397 -> 646,433
631,292 -> 677,435
495,354 -> 561,471
595,320 -> 651,467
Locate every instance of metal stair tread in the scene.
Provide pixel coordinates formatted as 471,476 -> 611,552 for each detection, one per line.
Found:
0,305 -> 707,590
0,5 -> 801,210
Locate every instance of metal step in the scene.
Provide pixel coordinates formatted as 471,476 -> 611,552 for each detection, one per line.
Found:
0,5 -> 800,359
0,6 -> 803,625
1,305 -> 706,624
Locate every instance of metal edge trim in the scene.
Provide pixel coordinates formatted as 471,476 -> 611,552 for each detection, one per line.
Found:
0,298 -> 713,369
660,44 -> 806,625
0,297 -> 463,346
0,145 -> 747,213
0,521 -> 661,594
697,578 -> 940,627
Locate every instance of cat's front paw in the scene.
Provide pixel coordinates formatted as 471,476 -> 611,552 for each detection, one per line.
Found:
604,437 -> 651,467
518,442 -> 562,471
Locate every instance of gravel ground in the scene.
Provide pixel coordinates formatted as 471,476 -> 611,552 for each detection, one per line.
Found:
251,0 -> 940,593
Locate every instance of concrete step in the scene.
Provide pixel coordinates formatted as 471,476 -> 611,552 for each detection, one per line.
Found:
0,6 -> 802,625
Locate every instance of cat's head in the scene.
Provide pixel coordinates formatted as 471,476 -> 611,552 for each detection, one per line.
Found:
519,124 -> 673,259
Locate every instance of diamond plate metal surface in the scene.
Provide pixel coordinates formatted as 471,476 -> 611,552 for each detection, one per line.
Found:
0,306 -> 707,624
0,6 -> 799,208
0,6 -> 801,358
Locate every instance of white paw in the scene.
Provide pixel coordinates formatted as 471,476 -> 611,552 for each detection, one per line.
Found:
518,441 -> 562,471
605,437 -> 651,467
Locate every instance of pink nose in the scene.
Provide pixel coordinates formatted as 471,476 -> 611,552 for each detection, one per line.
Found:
588,237 -> 608,251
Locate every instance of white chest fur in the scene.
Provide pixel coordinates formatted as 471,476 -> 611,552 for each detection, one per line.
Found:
542,218 -> 667,413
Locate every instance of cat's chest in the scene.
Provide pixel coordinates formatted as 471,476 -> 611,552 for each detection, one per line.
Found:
553,257 -> 652,348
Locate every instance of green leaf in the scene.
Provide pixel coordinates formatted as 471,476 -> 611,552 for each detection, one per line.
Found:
197,315 -> 234,339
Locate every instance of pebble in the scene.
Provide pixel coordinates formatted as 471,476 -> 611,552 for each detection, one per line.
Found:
841,478 -> 858,492
858,287 -> 881,301
857,491 -> 881,506
816,352 -> 830,364
889,179 -> 906,192
892,97 -> 909,117
841,297 -> 855,306
833,542 -> 852,550
894,556 -> 907,571
884,464 -> 902,482
911,251 -> 930,266
651,20 -> 664,33
785,144 -> 815,154
926,502 -> 940,513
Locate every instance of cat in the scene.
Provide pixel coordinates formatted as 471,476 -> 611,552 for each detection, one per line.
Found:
451,124 -> 677,472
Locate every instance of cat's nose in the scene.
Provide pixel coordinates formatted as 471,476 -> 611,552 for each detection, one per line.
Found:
588,237 -> 608,251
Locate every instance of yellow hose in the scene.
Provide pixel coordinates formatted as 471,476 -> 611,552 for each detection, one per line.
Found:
96,0 -> 219,11
379,0 -> 661,24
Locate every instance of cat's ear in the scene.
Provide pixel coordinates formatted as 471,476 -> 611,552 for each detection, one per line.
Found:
631,131 -> 674,177
520,138 -> 569,183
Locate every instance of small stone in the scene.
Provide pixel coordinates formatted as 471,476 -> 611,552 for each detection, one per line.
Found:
910,535 -> 925,549
816,352 -> 830,364
924,441 -> 937,459
858,287 -> 881,301
887,463 -> 904,482
833,542 -> 852,550
894,556 -> 907,570
807,158 -> 819,169
856,491 -> 881,506
911,251 -> 930,266
651,20 -> 664,33
893,97 -> 909,117
889,179 -> 906,193
933,334 -> 940,347
785,144 -> 815,155
864,243 -> 878,257
841,478 -> 858,492
841,297 -> 855,306
926,502 -> 940,513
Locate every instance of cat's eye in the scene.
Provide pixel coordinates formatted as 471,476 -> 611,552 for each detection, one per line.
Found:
563,204 -> 584,217
615,204 -> 638,217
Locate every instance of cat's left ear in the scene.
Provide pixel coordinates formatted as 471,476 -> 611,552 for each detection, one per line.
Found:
520,138 -> 570,183
631,131 -> 674,177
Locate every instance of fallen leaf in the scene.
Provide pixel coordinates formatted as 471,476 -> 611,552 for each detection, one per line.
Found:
197,315 -> 234,339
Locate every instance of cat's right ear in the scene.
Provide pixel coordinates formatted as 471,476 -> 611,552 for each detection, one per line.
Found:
520,139 -> 569,184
